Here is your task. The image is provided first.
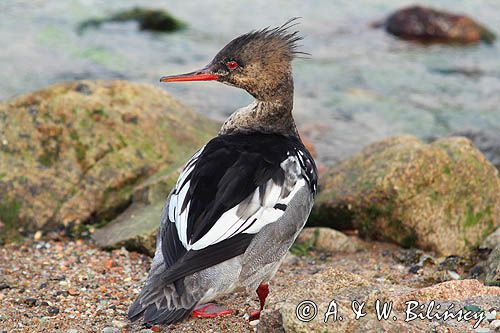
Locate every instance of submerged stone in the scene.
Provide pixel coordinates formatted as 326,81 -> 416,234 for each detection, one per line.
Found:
383,5 -> 496,44
78,7 -> 187,34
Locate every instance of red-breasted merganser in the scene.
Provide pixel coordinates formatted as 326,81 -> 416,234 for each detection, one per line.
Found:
128,19 -> 318,325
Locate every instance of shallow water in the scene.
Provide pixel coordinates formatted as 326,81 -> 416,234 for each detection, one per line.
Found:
1,0 -> 499,163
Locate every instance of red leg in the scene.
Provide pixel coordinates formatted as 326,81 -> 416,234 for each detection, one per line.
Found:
257,283 -> 269,310
191,303 -> 234,318
249,283 -> 269,321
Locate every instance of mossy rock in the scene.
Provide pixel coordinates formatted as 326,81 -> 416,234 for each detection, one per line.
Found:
0,80 -> 218,242
78,7 -> 187,33
311,136 -> 500,255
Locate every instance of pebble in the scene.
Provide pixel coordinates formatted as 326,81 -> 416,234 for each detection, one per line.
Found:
67,329 -> 78,333
409,265 -> 421,274
0,283 -> 10,290
102,327 -> 119,333
47,306 -> 60,315
491,320 -> 500,329
68,288 -> 80,296
469,265 -> 484,278
474,328 -> 491,333
139,330 -> 153,333
24,297 -> 37,307
485,310 -> 496,321
50,275 -> 66,281
34,231 -> 43,241
249,319 -> 260,326
447,270 -> 461,280
465,305 -> 482,312
55,290 -> 69,297
111,319 -> 128,329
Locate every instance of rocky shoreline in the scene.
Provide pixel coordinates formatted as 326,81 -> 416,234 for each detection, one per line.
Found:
1,80 -> 499,332
1,231 -> 499,332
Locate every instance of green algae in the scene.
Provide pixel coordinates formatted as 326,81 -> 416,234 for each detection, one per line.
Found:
78,7 -> 187,34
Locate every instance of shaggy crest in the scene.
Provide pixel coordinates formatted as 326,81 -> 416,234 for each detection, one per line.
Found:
213,18 -> 307,64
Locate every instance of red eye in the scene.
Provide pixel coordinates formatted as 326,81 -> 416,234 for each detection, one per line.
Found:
226,61 -> 238,70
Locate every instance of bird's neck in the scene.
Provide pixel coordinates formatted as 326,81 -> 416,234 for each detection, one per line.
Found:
219,79 -> 297,137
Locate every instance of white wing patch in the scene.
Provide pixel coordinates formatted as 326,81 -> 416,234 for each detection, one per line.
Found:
168,147 -> 204,248
168,149 -> 306,251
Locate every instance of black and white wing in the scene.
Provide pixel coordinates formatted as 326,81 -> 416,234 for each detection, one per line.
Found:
159,133 -> 317,285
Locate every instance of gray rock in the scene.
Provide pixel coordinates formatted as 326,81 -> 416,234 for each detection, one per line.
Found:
481,227 -> 500,250
485,245 -> 500,286
93,201 -> 162,256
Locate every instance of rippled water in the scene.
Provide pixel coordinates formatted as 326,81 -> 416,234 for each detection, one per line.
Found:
1,0 -> 499,163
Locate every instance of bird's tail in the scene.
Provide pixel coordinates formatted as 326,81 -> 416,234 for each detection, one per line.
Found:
128,298 -> 193,325
128,265 -> 196,325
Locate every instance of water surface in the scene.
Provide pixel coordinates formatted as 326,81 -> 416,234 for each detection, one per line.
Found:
1,0 -> 499,163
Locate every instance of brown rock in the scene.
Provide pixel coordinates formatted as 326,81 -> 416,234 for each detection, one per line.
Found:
384,5 -> 496,44
259,268 -> 498,332
393,279 -> 500,310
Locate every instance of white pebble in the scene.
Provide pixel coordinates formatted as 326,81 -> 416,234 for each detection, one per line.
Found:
447,270 -> 460,280
490,320 -> 500,329
249,319 -> 260,326
34,231 -> 43,241
102,327 -> 119,333
111,320 -> 128,329
485,310 -> 496,320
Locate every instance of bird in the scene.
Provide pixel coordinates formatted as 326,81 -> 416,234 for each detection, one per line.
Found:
128,18 -> 318,326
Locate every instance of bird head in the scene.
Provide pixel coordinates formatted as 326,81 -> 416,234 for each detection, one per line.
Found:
160,19 -> 305,101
